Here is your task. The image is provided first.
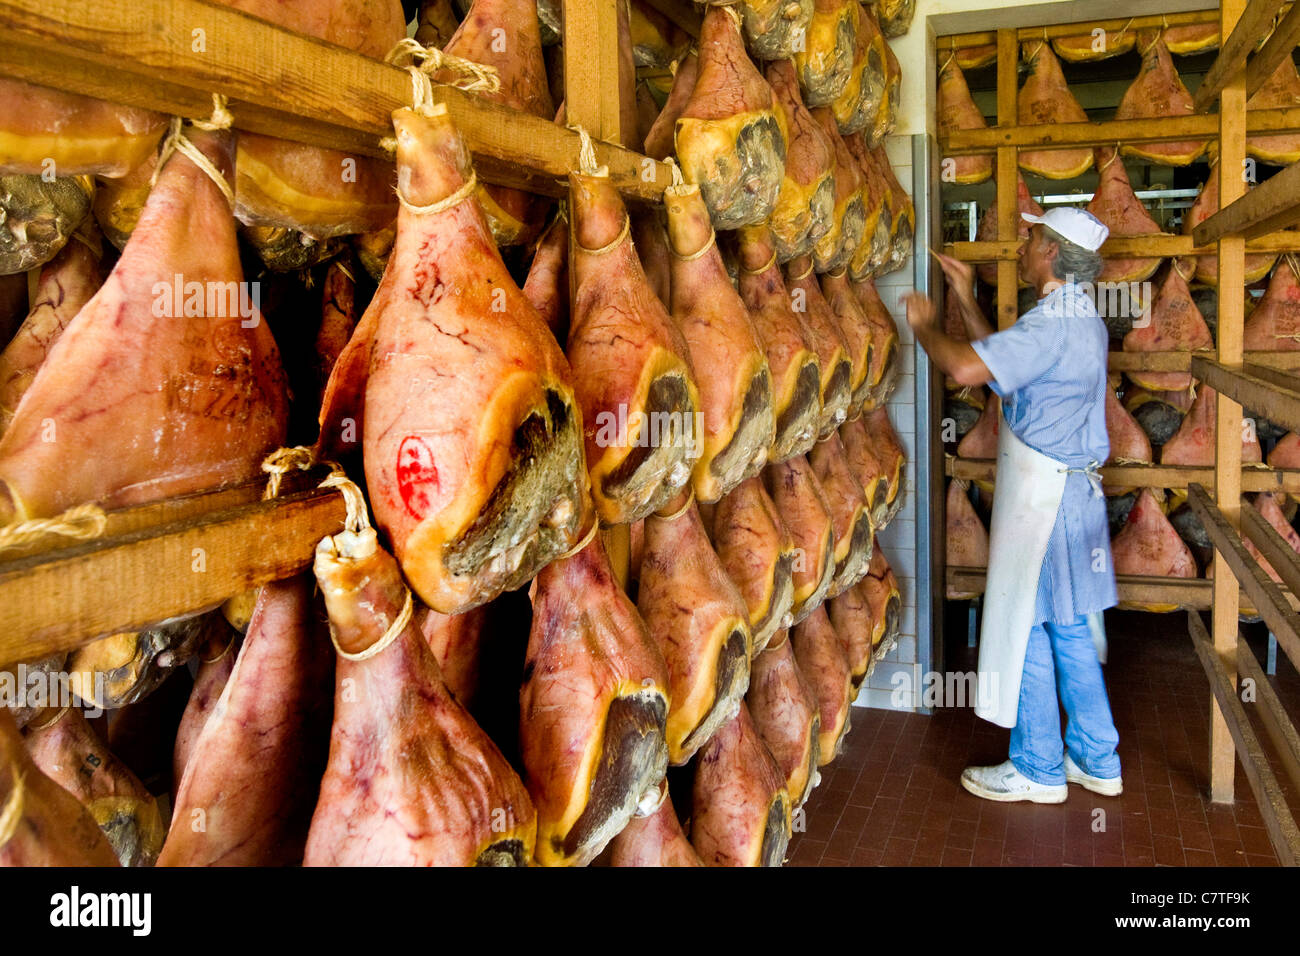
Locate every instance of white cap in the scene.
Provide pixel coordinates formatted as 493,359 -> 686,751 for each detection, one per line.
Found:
1020,207 -> 1109,252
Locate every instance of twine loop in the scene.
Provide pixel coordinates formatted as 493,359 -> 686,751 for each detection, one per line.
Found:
788,260 -> 815,281
0,503 -> 108,554
740,249 -> 778,276
557,518 -> 600,560
655,486 -> 696,521
385,37 -> 500,113
151,94 -> 236,210
567,123 -> 606,177
331,587 -> 413,662
0,773 -> 24,850
26,706 -> 68,732
574,213 -> 631,256
260,446 -> 370,534
400,171 -> 479,216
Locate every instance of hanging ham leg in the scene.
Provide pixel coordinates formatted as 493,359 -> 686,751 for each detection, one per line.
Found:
643,52 -> 698,162
665,183 -> 775,502
690,702 -> 792,866
1247,55 -> 1300,165
305,527 -> 536,866
319,105 -> 590,614
439,0 -> 554,245
790,605 -> 852,765
521,214 -> 569,339
606,788 -> 703,866
810,431 -> 872,595
820,267 -> 875,411
1161,385 -> 1262,466
1104,389 -> 1153,495
862,541 -> 902,659
785,253 -> 853,438
794,0 -> 858,107
1184,163 -> 1277,286
765,58 -> 836,264
1087,146 -> 1164,285
313,259 -> 358,405
569,167 -> 701,525
852,276 -> 901,408
737,0 -> 812,61
810,107 -> 865,274
733,225 -> 822,461
415,603 -> 487,711
521,539 -> 670,866
675,7 -> 787,229
746,630 -> 820,808
711,476 -> 797,656
976,173 -> 1041,287
171,624 -> 240,801
863,406 -> 907,527
24,706 -> 164,867
1244,258 -> 1300,352
946,478 -> 988,598
938,55 -> 993,184
640,503 -> 753,764
1053,28 -> 1136,62
1115,31 -> 1206,166
1017,41 -> 1092,179
1122,259 -> 1212,389
0,709 -> 118,866
827,581 -> 874,690
0,224 -> 102,434
844,131 -> 892,280
1112,488 -> 1196,612
765,455 -> 836,624
0,125 -> 288,524
841,412 -> 889,525
1164,23 -> 1219,55
867,24 -> 901,148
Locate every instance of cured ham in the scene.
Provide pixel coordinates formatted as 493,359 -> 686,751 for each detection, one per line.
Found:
606,789 -> 703,866
861,406 -> 907,528
732,225 -> 822,461
1111,488 -> 1197,612
873,143 -> 915,273
0,123 -> 288,525
832,4 -> 887,135
0,172 -> 92,275
765,455 -> 836,624
955,44 -> 998,70
639,502 -> 753,765
1161,385 -> 1263,467
643,52 -> 697,162
747,630 -> 820,808
690,702 -> 792,867
1053,28 -> 1136,62
1246,54 -> 1300,165
320,105 -> 590,613
976,173 -> 1041,287
1087,147 -> 1164,285
938,55 -> 993,184
1163,23 -> 1219,55
216,1 -> 401,255
820,268 -> 875,410
630,208 -> 671,310
786,254 -> 853,438
826,581 -> 875,690
520,539 -> 671,867
305,527 -> 536,866
851,277 -> 901,408
67,614 -> 215,713
440,0 -> 554,245
0,710 -> 118,866
415,0 -> 460,47
665,182 -> 775,502
790,605 -> 852,764
1125,386 -> 1191,449
765,59 -> 836,263
1116,31 -> 1206,166
711,476 -> 797,656
1268,432 -> 1300,471
1184,163 -> 1277,286
794,0 -> 858,107
868,24 -> 901,148
946,479 -> 988,598
24,706 -> 164,867
875,0 -> 914,37
1243,492 -> 1300,584
862,542 -> 902,659
957,395 -> 999,462
171,626 -> 240,798
737,0 -> 813,61
675,7 -> 786,229
1122,259 -> 1213,390
161,577 -> 333,866
1017,41 -> 1092,179
844,132 -> 892,280
568,164 -> 701,525
945,386 -> 985,441
415,604 -> 487,711
840,412 -> 887,521
809,432 -> 873,595
1104,389 -> 1153,496
1244,258 -> 1300,352
810,107 -> 866,274
0,225 -> 103,433
314,260 -> 359,407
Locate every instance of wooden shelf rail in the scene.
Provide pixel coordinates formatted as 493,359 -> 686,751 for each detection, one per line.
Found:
0,482 -> 346,667
1237,636 -> 1300,800
1187,610 -> 1300,866
947,459 -> 1300,495
1194,157 -> 1300,244
0,0 -> 674,202
945,233 -> 1300,263
1192,356 -> 1300,434
1193,0 -> 1287,112
1248,0 -> 1300,99
939,9 -> 1226,48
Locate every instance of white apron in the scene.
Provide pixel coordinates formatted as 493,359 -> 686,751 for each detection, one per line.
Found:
974,416 -> 1067,728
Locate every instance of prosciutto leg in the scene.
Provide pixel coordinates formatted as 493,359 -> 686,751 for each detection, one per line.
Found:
171,624 -> 241,801
827,581 -> 874,691
521,539 -> 670,866
863,542 -> 902,659
791,604 -> 853,765
415,603 -> 488,711
606,788 -> 703,866
765,455 -> 836,624
305,528 -> 536,866
765,59 -> 836,263
160,576 -> 334,866
785,253 -> 853,439
810,431 -> 873,595
747,630 -> 821,808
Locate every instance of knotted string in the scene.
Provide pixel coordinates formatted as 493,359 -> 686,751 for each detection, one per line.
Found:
151,94 -> 235,209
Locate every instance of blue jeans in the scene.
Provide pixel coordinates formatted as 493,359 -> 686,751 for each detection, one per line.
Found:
1009,614 -> 1121,786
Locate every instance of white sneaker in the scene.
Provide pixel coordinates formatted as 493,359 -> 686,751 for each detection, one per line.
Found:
960,760 -> 1067,804
1064,751 -> 1123,796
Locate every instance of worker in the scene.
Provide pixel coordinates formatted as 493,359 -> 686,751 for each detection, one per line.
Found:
904,206 -> 1123,804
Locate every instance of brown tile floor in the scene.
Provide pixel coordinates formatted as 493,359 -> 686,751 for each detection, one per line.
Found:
786,610 -> 1300,867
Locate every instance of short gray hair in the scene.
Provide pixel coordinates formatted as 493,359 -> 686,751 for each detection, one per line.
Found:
1043,225 -> 1103,285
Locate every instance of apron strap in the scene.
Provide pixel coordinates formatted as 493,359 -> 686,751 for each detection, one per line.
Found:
1059,460 -> 1104,498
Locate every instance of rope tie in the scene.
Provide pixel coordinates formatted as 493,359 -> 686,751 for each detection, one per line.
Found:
150,95 -> 236,210
260,446 -> 370,535
0,503 -> 108,554
1110,456 -> 1150,466
0,773 -> 24,850
574,213 -> 631,256
1113,17 -> 1136,42
333,260 -> 356,285
939,48 -> 956,75
1098,144 -> 1120,173
26,706 -> 68,732
666,156 -> 684,187
567,123 -> 607,177
385,37 -> 500,109
332,588 -> 413,662
1138,29 -> 1161,58
788,260 -> 815,281
1059,460 -> 1105,498
200,634 -> 237,665
655,486 -> 696,521
722,3 -> 743,32
557,518 -> 600,560
740,249 -> 778,276
1172,257 -> 1192,282
399,170 -> 479,216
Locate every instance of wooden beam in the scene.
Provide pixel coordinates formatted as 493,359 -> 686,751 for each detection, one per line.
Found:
946,458 -> 1300,494
1193,0 -> 1286,112
995,29 -> 1018,331
944,232 -> 1300,263
1109,350 -> 1300,374
0,487 -> 346,667
1193,356 -> 1300,434
0,0 -> 672,202
1240,502 -> 1300,664
1186,484 -> 1300,673
1246,1 -> 1300,99
1194,160 -> 1300,244
942,107 -> 1300,155
1187,610 -> 1300,864
938,10 -> 1223,48
1237,636 -> 1300,801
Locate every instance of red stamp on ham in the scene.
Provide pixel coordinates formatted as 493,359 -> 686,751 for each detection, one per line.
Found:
396,435 -> 439,519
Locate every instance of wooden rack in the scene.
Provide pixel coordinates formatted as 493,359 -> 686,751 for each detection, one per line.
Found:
938,0 -> 1300,863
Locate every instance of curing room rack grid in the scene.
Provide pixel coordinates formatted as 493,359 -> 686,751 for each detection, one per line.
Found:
936,0 -> 1300,864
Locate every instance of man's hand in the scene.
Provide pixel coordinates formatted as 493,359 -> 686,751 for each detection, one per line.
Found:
904,291 -> 937,333
932,251 -> 976,301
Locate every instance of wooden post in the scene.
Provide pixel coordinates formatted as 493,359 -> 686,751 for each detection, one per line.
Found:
1211,0 -> 1248,805
994,29 -> 1019,331
563,0 -> 625,144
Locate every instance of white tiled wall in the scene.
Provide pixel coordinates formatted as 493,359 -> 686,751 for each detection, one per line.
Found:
855,134 -> 923,712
